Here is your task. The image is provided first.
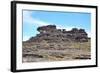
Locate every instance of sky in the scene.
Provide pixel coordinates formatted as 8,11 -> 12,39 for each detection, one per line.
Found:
23,10 -> 91,41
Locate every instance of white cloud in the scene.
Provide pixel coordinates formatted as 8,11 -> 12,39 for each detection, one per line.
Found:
57,25 -> 73,31
23,11 -> 50,26
86,31 -> 91,37
56,25 -> 80,31
23,35 -> 31,41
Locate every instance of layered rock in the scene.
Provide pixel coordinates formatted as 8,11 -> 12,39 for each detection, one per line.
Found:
22,25 -> 91,62
27,25 -> 88,43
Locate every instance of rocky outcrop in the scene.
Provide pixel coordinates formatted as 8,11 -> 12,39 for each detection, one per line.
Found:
22,25 -> 91,62
27,25 -> 88,43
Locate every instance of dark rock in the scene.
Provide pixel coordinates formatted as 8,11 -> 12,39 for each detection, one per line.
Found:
26,25 -> 89,42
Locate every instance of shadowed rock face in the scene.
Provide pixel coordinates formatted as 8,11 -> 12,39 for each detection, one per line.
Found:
37,25 -> 56,32
26,25 -> 88,43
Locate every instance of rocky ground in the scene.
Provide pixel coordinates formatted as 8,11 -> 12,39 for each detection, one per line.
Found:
23,49 -> 90,62
22,40 -> 91,62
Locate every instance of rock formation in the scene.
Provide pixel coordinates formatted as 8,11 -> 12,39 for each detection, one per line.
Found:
27,25 -> 88,43
22,25 -> 91,62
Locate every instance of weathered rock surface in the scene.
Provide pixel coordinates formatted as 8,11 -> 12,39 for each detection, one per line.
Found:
26,25 -> 88,43
22,25 -> 91,62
